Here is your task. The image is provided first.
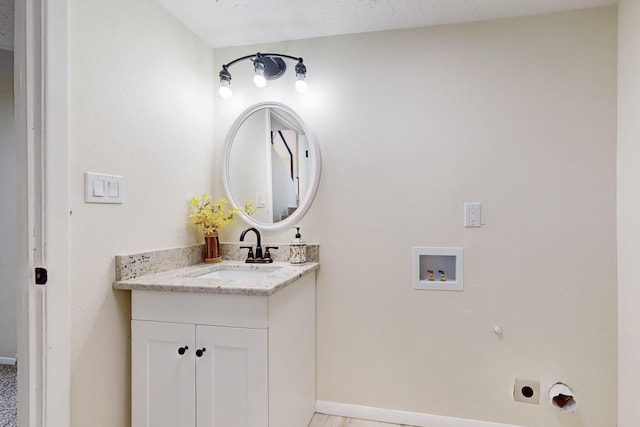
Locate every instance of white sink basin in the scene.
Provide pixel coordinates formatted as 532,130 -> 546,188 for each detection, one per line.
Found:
195,266 -> 281,280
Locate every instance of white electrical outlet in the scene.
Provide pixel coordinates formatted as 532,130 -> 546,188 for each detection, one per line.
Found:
514,379 -> 540,404
464,203 -> 481,227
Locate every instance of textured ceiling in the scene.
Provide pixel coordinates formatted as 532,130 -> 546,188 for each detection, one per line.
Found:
0,0 -> 12,51
154,0 -> 618,49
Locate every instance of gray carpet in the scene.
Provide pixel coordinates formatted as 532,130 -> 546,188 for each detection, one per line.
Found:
0,364 -> 17,427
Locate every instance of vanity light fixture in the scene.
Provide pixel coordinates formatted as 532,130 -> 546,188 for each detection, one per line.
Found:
218,52 -> 307,98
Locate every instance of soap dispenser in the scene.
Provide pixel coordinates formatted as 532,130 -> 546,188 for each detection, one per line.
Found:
289,227 -> 307,265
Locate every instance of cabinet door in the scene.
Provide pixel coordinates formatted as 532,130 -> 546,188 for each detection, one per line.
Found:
132,320 -> 196,427
195,325 -> 268,427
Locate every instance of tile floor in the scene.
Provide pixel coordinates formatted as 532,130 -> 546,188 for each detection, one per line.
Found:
308,413 -> 414,427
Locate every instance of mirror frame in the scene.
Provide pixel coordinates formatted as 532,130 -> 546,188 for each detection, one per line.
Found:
221,102 -> 322,231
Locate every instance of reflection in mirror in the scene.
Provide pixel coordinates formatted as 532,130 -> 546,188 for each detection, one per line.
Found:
222,102 -> 321,231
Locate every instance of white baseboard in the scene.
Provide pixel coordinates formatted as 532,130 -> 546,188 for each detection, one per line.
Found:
0,356 -> 17,365
315,401 -> 523,427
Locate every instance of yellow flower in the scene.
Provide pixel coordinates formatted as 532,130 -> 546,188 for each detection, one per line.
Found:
242,200 -> 257,216
188,194 -> 254,234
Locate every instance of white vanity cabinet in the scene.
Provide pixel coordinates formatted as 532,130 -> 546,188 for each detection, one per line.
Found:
130,272 -> 316,427
132,321 -> 268,427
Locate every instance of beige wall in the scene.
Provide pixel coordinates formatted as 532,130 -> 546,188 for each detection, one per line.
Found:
214,7 -> 617,427
617,1 -> 640,426
0,49 -> 16,360
67,3 -> 618,426
69,0 -> 214,424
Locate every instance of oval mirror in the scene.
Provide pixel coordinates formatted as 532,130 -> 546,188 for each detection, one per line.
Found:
222,102 -> 322,231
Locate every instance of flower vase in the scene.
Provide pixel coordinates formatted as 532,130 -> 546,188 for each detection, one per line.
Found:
204,231 -> 222,263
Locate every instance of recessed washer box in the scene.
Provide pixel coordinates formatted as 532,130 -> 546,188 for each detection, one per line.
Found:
413,247 -> 463,291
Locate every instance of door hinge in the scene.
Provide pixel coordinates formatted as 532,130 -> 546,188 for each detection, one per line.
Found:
35,267 -> 48,285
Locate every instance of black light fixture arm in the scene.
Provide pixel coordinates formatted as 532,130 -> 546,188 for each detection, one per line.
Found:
221,52 -> 304,70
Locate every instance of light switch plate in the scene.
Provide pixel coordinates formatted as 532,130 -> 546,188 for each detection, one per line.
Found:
85,172 -> 124,204
464,202 -> 481,227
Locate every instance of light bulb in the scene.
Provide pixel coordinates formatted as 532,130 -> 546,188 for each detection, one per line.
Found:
253,54 -> 267,88
295,77 -> 308,93
219,83 -> 232,98
218,67 -> 232,98
294,60 -> 307,93
253,72 -> 266,88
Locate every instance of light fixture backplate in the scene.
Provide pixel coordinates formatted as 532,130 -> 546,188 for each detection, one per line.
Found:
261,56 -> 286,80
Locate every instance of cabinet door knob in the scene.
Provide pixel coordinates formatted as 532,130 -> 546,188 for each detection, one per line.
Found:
178,346 -> 189,355
196,348 -> 207,357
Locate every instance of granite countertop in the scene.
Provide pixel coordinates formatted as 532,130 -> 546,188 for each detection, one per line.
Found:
113,260 -> 319,296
